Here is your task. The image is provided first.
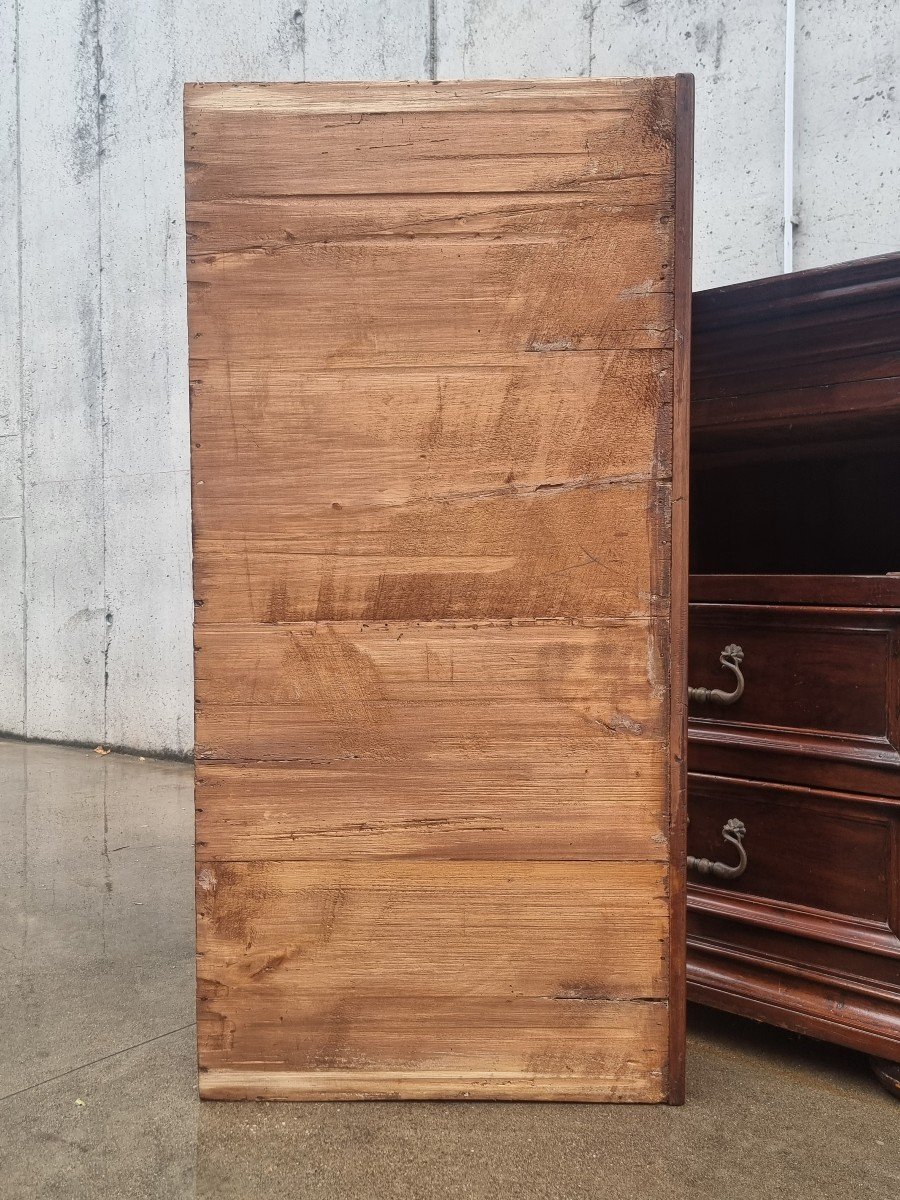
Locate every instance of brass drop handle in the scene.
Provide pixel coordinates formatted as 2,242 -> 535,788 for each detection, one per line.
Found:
688,644 -> 745,706
688,818 -> 748,881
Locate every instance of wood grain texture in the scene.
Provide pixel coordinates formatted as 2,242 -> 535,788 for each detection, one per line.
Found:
197,860 -> 668,1101
196,762 -> 667,863
184,79 -> 675,199
691,252 -> 900,454
188,79 -> 688,1102
193,480 -> 668,624
189,351 -> 673,493
187,214 -> 672,363
195,621 -> 667,862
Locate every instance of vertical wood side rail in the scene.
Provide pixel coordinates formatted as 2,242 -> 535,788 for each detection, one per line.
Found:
668,72 -> 695,1105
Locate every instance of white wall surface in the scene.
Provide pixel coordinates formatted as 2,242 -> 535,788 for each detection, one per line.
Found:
2,0 -> 898,756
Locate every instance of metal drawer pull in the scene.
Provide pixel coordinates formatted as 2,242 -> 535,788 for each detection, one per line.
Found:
688,818 -> 748,880
688,644 -> 745,706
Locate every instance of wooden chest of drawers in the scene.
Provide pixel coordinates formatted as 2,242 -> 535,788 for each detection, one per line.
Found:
687,255 -> 900,1088
187,78 -> 694,1103
690,577 -> 900,796
687,576 -> 900,1060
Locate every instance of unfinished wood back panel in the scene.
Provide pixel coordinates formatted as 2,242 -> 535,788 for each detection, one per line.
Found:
187,78 -> 692,1103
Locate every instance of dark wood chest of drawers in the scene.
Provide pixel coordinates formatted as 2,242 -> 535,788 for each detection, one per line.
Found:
686,255 -> 900,1079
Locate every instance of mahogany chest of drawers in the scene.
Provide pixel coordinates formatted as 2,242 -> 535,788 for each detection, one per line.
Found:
686,254 -> 900,1090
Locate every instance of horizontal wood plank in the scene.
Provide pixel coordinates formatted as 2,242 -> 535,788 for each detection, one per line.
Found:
196,858 -> 668,1002
190,351 -> 672,500
185,79 -> 674,199
187,192 -> 674,258
187,226 -> 673,365
198,994 -> 668,1102
193,482 -> 669,623
196,762 -> 666,861
200,1067 -> 666,1103
185,78 -> 674,114
194,620 -> 664,706
195,700 -> 664,765
195,621 -> 666,860
196,860 -> 668,1083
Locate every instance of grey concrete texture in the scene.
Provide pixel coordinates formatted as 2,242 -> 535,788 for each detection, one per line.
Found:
2,739 -> 899,1200
2,1 -> 899,759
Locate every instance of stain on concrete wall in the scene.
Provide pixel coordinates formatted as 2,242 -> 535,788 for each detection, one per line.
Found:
794,0 -> 899,269
590,1 -> 788,288
2,0 -> 898,755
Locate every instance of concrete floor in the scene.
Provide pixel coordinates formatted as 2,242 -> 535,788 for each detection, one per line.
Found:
1,740 -> 897,1200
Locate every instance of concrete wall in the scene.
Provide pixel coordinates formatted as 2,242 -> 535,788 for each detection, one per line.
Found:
2,0 -> 898,757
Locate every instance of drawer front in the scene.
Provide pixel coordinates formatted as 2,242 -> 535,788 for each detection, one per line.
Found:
687,773 -> 900,946
688,602 -> 900,784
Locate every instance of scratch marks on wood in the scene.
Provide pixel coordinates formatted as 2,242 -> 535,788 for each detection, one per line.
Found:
526,338 -> 578,352
197,866 -> 217,893
548,543 -> 605,576
282,626 -> 384,716
424,471 -> 652,505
